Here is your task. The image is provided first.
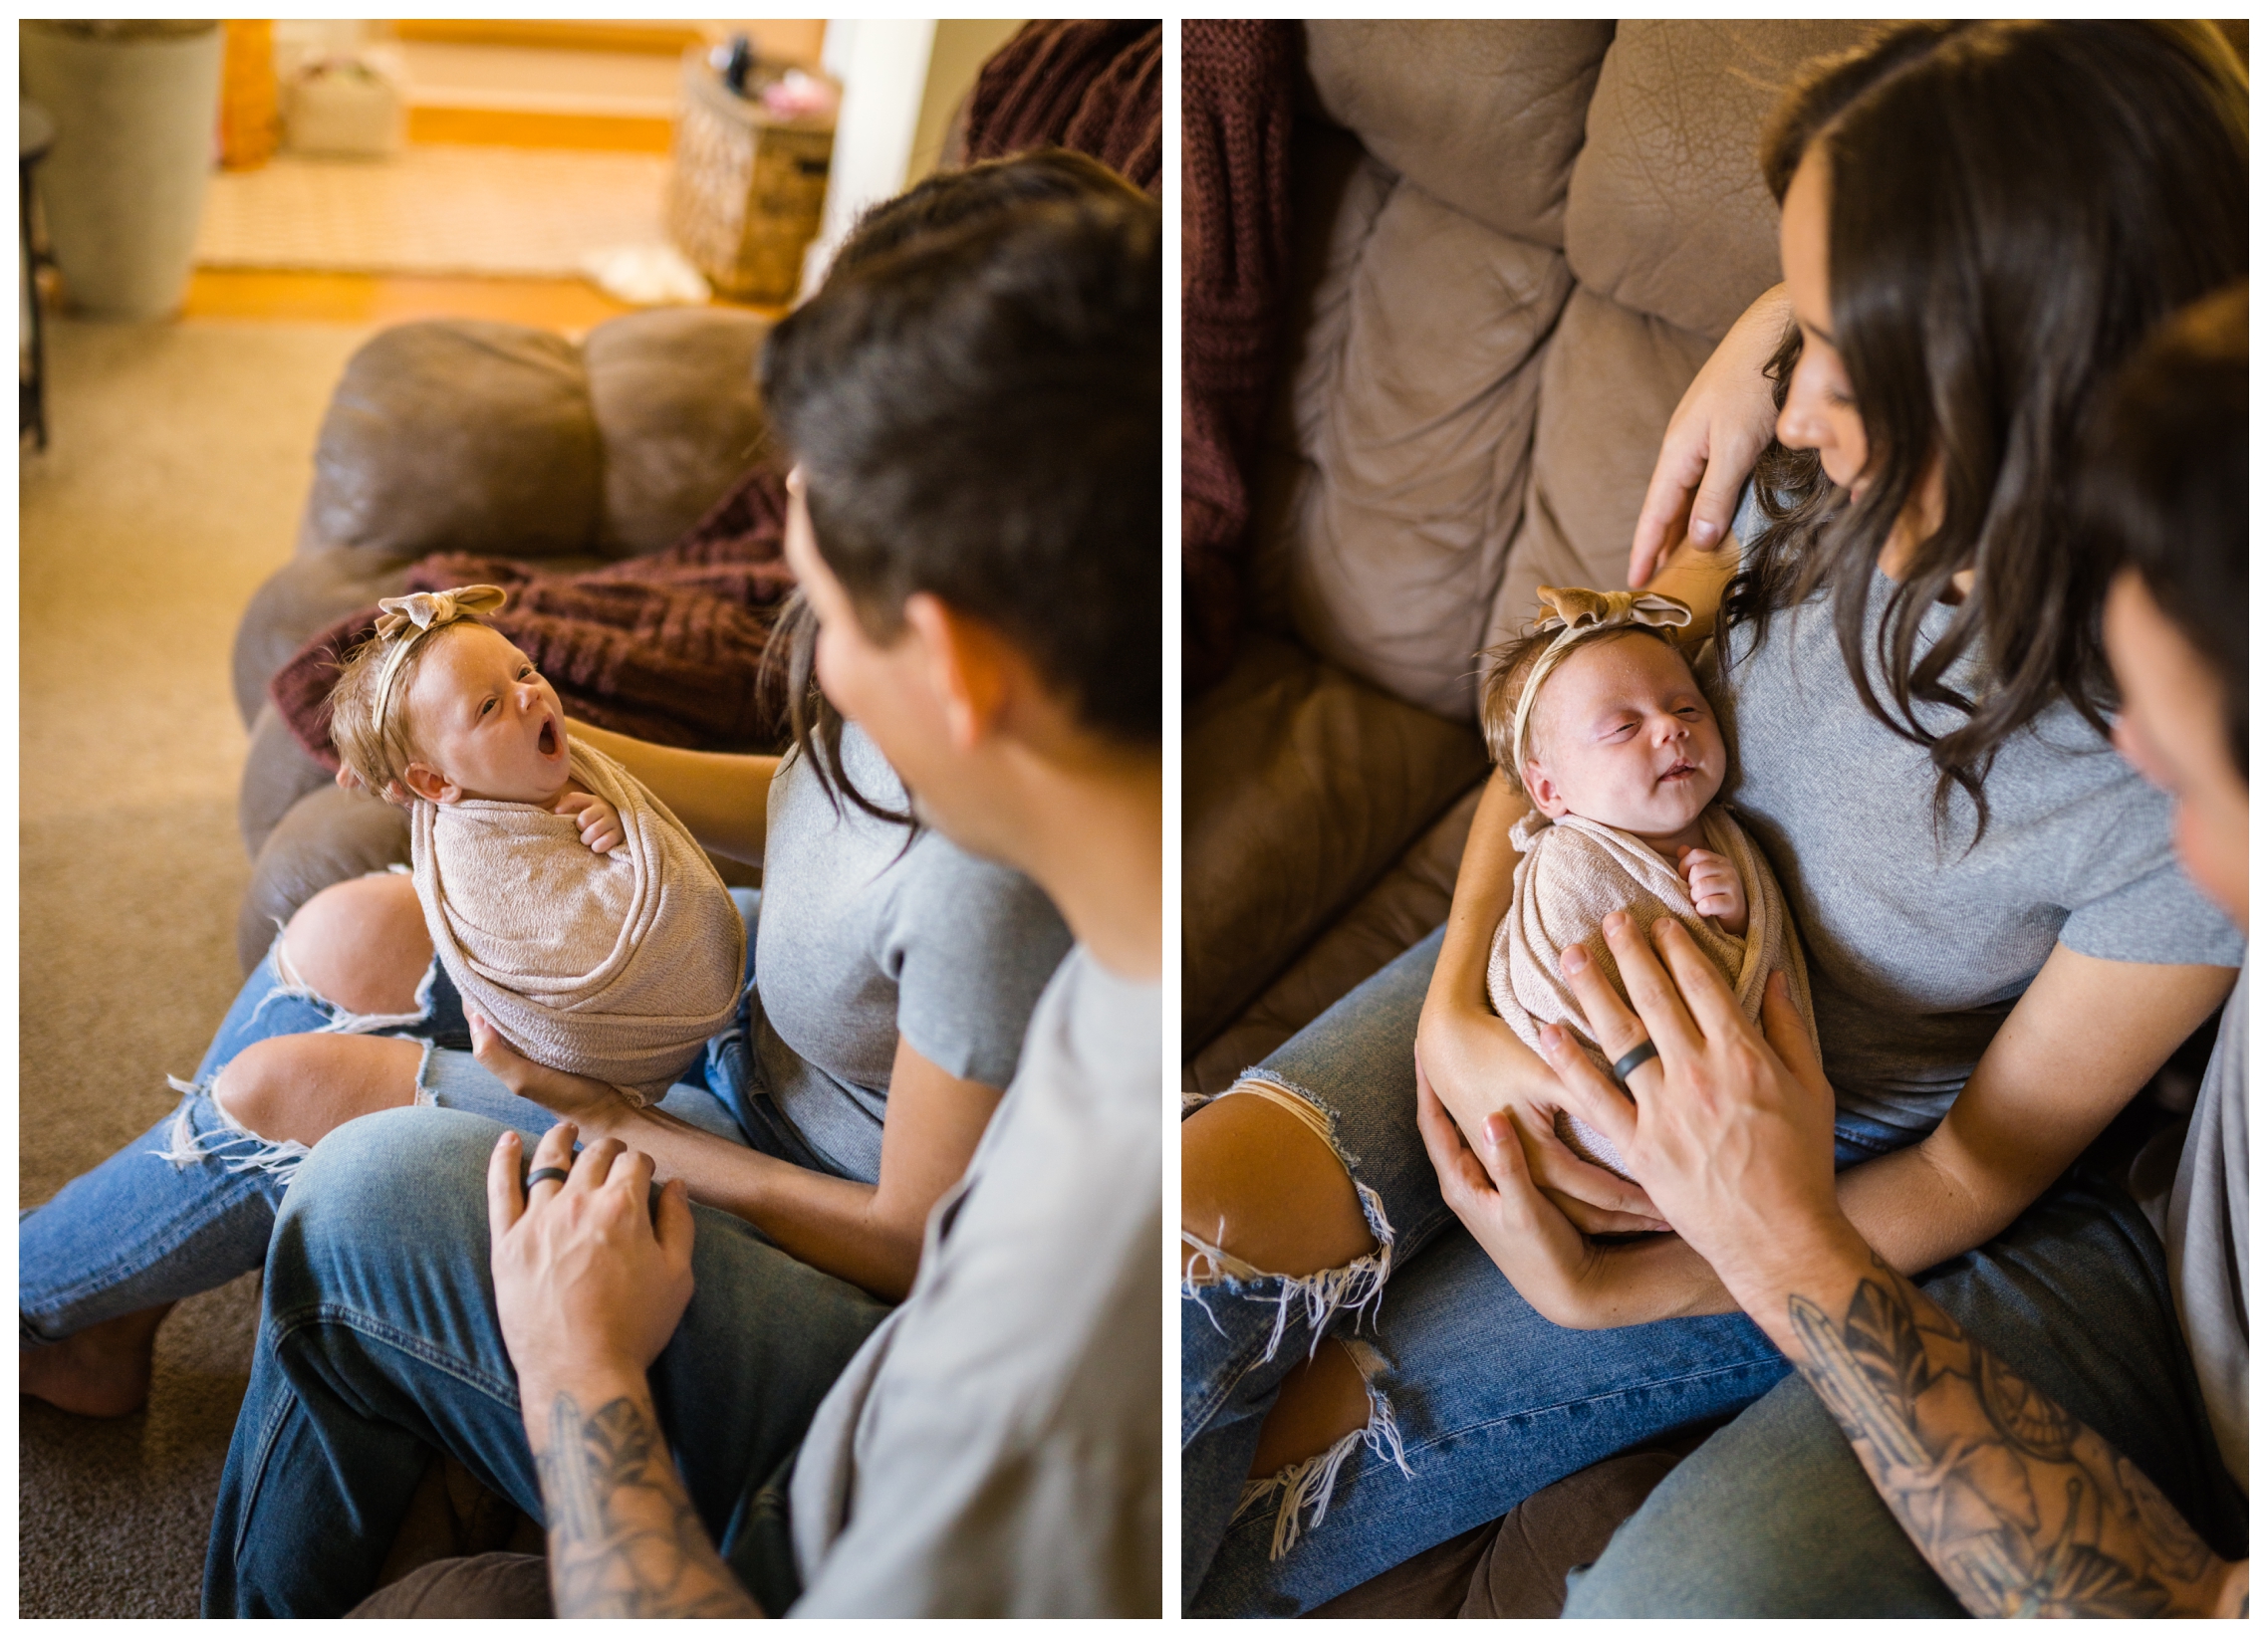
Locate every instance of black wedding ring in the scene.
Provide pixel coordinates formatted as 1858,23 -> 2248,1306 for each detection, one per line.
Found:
525,1166 -> 572,1189
1609,1040 -> 1659,1088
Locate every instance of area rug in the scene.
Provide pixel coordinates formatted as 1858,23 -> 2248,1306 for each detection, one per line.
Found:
193,142 -> 672,278
20,316 -> 373,1617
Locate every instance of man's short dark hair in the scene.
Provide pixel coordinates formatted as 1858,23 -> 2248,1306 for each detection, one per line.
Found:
761,153 -> 1161,745
2078,282 -> 2247,778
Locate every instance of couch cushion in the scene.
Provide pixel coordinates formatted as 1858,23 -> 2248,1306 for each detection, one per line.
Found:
304,321 -> 599,564
1478,286 -> 1719,710
1564,20 -> 1880,339
1284,178 -> 1572,718
1184,636 -> 1486,1052
583,308 -> 772,560
239,701 -> 336,862
230,543 -> 417,727
237,785 -> 411,972
348,1553 -> 551,1619
1303,21 -> 1616,249
1187,780 -> 1477,1095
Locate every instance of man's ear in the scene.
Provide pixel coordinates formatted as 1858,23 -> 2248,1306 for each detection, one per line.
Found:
1523,759 -> 1570,819
399,761 -> 459,805
901,592 -> 1015,752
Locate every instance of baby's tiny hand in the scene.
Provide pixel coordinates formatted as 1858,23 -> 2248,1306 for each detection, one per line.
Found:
1678,846 -> 1748,937
555,790 -> 625,855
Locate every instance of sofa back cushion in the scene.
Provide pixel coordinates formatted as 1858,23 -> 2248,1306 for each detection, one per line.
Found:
305,322 -> 599,565
583,308 -> 771,559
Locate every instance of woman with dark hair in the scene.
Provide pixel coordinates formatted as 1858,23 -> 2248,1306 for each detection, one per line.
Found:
1553,282 -> 2251,1615
1180,20 -> 2246,1615
19,151 -> 1141,1415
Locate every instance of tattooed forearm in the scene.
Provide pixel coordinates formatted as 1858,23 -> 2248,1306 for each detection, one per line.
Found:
535,1391 -> 761,1618
1785,1255 -> 2234,1618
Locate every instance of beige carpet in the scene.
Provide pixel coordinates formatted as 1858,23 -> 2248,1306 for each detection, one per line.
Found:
20,316 -> 373,1617
194,143 -> 672,278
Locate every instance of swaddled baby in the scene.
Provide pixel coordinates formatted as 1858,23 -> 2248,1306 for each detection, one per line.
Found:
1477,586 -> 1815,1177
329,585 -> 743,1104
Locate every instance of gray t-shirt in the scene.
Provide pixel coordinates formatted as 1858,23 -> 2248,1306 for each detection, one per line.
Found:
751,725 -> 1072,1181
2167,958 -> 2246,1489
1711,560 -> 2243,1131
788,946 -> 1162,1615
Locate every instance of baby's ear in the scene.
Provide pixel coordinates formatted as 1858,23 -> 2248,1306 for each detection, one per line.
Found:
400,762 -> 459,805
1524,760 -> 1571,819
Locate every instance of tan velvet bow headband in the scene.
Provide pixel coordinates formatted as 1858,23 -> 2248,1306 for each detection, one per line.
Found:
372,584 -> 509,727
1507,585 -> 1693,770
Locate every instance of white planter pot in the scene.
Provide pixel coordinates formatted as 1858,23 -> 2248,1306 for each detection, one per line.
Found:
21,21 -> 223,321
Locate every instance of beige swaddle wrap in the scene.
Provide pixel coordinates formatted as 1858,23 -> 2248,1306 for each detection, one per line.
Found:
411,740 -> 745,1104
1485,806 -> 1816,1178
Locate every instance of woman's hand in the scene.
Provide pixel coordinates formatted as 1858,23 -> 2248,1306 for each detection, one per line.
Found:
471,1013 -> 639,1138
1627,283 -> 1791,586
1537,913 -> 1844,1304
1417,1049 -> 1735,1326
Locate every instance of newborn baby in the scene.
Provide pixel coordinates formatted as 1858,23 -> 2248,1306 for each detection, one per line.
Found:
329,585 -> 744,1103
1477,585 -> 1815,1177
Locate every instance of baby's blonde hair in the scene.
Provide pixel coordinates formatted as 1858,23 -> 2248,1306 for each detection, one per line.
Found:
328,618 -> 484,798
1477,621 -> 1683,792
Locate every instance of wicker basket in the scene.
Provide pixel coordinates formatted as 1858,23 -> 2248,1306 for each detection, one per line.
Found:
666,56 -> 834,306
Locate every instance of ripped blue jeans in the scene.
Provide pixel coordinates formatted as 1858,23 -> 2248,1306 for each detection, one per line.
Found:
1179,927 -> 2005,1617
20,888 -> 763,1350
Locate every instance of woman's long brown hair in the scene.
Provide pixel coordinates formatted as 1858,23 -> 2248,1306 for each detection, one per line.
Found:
1722,21 -> 2247,842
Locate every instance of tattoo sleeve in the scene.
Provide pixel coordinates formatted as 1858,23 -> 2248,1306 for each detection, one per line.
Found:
1785,1254 -> 2231,1618
535,1391 -> 762,1618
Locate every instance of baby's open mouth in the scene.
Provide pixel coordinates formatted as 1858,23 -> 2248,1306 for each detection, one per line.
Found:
537,718 -> 559,757
1658,760 -> 1695,783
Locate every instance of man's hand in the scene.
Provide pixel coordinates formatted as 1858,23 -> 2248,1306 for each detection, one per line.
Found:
1677,845 -> 1749,937
1538,914 -> 1843,1307
487,1122 -> 693,1406
555,787 -> 625,854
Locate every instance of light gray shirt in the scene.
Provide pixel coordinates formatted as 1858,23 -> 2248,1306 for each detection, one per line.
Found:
751,725 -> 1072,1180
788,946 -> 1162,1615
2167,958 -> 2246,1489
1710,555 -> 2243,1131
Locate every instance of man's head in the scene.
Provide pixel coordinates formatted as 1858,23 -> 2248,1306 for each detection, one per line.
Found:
2083,284 -> 2246,930
1481,626 -> 1726,842
759,155 -> 1159,857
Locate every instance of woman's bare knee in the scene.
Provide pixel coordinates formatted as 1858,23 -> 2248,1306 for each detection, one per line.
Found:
280,873 -> 433,1017
213,1034 -> 425,1148
1182,1094 -> 1377,1281
1249,1340 -> 1373,1477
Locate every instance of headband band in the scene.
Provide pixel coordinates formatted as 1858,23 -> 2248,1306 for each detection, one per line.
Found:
1507,585 -> 1693,774
370,584 -> 509,731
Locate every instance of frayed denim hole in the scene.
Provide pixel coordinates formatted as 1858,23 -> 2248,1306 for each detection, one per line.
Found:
1231,1337 -> 1414,1560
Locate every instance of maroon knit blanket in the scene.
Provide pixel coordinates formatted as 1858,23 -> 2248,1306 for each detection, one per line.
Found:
1182,20 -> 1297,697
964,20 -> 1162,194
271,469 -> 799,771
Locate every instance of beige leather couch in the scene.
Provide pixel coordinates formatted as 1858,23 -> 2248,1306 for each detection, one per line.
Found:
1185,21 -> 1876,1096
230,308 -> 775,970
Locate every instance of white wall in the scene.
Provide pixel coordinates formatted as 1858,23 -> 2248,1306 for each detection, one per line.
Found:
799,19 -> 935,300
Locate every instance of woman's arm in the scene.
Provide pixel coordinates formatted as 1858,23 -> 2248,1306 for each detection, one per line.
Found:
1838,945 -> 2234,1273
1628,282 -> 1791,586
1415,772 -> 1668,1232
565,719 -> 778,867
472,1023 -> 1001,1302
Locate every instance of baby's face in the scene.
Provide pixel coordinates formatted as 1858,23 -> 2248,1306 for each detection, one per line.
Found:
1523,633 -> 1725,839
402,622 -> 571,805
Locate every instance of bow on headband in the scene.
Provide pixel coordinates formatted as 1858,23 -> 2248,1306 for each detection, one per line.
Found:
372,584 -> 510,728
1507,585 -> 1693,771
